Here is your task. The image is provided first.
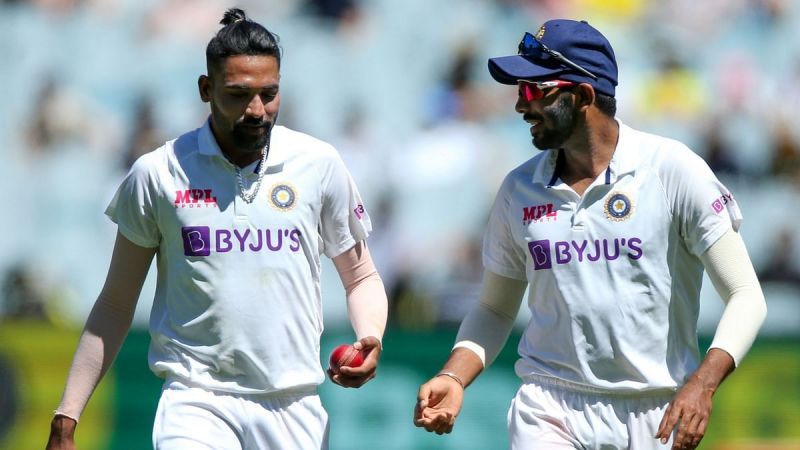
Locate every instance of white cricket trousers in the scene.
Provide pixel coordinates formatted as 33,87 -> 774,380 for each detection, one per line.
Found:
153,379 -> 329,450
508,376 -> 675,449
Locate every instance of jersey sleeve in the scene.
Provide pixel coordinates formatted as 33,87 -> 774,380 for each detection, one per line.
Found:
319,150 -> 371,258
104,155 -> 161,248
661,144 -> 742,256
482,176 -> 528,281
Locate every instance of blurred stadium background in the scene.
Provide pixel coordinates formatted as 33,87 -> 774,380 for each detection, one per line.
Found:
1,0 -> 799,449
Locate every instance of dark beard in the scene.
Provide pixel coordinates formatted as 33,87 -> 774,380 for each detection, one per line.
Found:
533,94 -> 577,150
231,123 -> 270,153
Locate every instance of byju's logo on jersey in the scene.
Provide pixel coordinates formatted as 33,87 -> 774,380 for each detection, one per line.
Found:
523,203 -> 557,225
182,226 -> 212,256
182,226 -> 301,257
174,189 -> 218,208
528,237 -> 643,270
528,240 -> 553,270
711,193 -> 735,214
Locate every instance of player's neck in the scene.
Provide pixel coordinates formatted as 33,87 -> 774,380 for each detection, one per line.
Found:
560,118 -> 619,193
223,147 -> 264,169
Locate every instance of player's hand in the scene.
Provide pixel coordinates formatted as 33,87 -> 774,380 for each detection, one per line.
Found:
327,336 -> 381,388
413,375 -> 464,435
46,415 -> 77,450
655,376 -> 714,449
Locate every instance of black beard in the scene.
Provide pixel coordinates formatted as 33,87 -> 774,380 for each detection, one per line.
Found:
231,110 -> 279,153
231,124 -> 270,153
532,94 -> 577,150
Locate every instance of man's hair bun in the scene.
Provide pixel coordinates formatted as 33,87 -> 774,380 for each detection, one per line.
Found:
221,8 -> 247,26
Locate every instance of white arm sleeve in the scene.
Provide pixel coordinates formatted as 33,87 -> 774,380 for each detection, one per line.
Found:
333,241 -> 388,342
701,229 -> 767,366
55,232 -> 155,420
453,270 -> 527,367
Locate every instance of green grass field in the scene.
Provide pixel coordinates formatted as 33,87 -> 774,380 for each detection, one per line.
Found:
2,322 -> 798,449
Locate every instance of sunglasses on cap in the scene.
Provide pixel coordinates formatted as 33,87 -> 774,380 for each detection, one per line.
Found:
517,80 -> 576,102
518,32 -> 598,80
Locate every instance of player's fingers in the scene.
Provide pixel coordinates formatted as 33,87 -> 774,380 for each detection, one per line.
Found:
335,373 -> 367,388
433,414 -> 452,434
413,398 -> 426,424
338,363 -> 375,377
440,410 -> 458,434
333,368 -> 368,388
337,379 -> 357,388
413,404 -> 444,428
656,403 -> 677,441
671,428 -> 684,449
444,411 -> 457,434
341,372 -> 376,388
417,383 -> 433,405
360,338 -> 380,351
690,417 -> 708,448
412,414 -> 432,430
422,414 -> 446,433
414,417 -> 434,430
361,349 -> 382,370
353,337 -> 382,361
357,370 -> 377,385
354,335 -> 380,347
672,415 -> 690,450
327,369 -> 343,386
412,407 -> 428,427
681,413 -> 704,449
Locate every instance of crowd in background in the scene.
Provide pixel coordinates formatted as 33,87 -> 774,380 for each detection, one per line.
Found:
1,0 -> 799,333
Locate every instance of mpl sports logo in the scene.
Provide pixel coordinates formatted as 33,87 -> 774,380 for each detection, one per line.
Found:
711,193 -> 735,214
182,226 -> 301,256
523,203 -> 557,225
528,237 -> 643,270
174,189 -> 217,208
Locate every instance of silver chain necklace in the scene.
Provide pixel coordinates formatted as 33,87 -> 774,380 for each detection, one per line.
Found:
235,141 -> 270,203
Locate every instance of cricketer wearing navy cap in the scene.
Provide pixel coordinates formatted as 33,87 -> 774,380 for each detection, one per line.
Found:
488,19 -> 618,97
415,18 -> 766,450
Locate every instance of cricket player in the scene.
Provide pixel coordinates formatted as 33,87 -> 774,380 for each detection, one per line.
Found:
47,8 -> 387,450
413,19 -> 767,449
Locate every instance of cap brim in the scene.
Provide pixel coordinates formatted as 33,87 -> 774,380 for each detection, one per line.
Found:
488,55 -> 562,85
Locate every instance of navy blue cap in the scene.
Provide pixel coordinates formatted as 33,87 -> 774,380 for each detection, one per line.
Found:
488,19 -> 618,97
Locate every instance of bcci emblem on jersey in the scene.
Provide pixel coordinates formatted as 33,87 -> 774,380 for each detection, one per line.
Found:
270,183 -> 297,211
604,192 -> 634,222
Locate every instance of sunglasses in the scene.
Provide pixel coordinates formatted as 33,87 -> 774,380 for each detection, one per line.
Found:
517,80 -> 576,102
518,32 -> 597,80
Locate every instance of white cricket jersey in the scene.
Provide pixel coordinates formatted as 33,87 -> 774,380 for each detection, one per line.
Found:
483,121 -> 742,392
106,120 -> 371,394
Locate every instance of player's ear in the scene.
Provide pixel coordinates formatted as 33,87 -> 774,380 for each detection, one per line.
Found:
575,83 -> 595,111
198,75 -> 212,103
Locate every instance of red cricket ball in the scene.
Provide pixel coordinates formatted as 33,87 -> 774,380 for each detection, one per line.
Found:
328,344 -> 365,374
